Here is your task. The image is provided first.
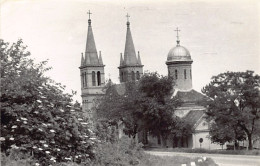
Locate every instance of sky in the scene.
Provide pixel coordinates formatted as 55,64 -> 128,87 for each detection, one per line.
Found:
1,0 -> 260,102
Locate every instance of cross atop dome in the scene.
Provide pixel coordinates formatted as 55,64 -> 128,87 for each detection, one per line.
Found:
175,27 -> 181,46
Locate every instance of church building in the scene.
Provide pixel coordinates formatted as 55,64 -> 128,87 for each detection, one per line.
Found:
79,12 -> 222,149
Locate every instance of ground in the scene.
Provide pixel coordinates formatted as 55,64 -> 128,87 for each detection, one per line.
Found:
146,151 -> 260,166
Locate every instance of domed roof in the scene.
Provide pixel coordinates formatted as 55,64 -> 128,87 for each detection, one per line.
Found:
167,45 -> 192,62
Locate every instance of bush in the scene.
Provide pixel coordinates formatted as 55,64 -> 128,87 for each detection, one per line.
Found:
92,136 -> 144,166
0,39 -> 96,165
1,148 -> 36,166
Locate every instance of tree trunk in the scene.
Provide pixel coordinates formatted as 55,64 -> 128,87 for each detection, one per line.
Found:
162,134 -> 168,147
157,134 -> 161,145
181,136 -> 184,147
248,133 -> 253,150
172,136 -> 177,148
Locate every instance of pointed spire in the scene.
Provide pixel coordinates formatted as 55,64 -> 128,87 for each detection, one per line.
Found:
137,51 -> 142,65
81,53 -> 85,66
124,13 -> 138,65
120,53 -> 124,66
98,51 -> 103,65
85,10 -> 99,65
175,27 -> 181,46
85,52 -> 91,65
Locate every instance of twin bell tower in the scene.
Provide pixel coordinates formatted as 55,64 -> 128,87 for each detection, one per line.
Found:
79,11 -> 144,115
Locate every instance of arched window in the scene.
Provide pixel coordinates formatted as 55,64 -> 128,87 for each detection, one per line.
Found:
190,69 -> 192,79
131,71 -> 135,81
125,71 -> 128,82
136,71 -> 140,80
81,73 -> 84,87
121,72 -> 124,82
175,70 -> 178,79
97,71 -> 101,86
184,69 -> 187,79
92,71 -> 96,86
84,72 -> 87,87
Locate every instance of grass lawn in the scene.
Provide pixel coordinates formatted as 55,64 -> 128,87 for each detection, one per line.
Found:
145,147 -> 260,156
139,154 -> 218,166
1,152 -> 218,166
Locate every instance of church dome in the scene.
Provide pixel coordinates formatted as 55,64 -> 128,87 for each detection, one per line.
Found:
167,45 -> 192,62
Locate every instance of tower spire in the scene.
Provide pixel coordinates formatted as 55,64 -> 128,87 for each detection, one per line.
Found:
98,51 -> 103,65
123,13 -> 138,65
118,13 -> 143,83
85,10 -> 100,66
137,51 -> 142,65
81,52 -> 85,66
175,27 -> 181,46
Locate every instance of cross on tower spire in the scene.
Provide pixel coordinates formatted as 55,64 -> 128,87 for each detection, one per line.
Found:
126,13 -> 130,27
175,27 -> 181,46
87,10 -> 92,26
126,13 -> 130,22
87,10 -> 92,19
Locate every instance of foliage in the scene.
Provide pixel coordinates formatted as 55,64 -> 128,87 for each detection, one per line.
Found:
170,117 -> 194,147
209,121 -> 246,147
95,80 -> 142,137
93,136 -> 144,166
138,73 -> 179,139
95,72 -> 185,146
94,119 -> 118,144
1,148 -> 36,166
202,71 -> 260,150
0,39 -> 96,165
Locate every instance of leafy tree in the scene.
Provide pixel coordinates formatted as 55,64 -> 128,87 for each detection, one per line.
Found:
202,71 -> 260,150
0,39 -> 96,164
170,117 -> 193,147
95,72 -> 182,146
209,121 -> 246,149
95,80 -> 142,138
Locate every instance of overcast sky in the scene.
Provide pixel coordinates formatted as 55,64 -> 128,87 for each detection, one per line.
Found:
1,0 -> 259,102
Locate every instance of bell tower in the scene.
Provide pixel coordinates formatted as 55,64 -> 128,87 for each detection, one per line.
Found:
118,13 -> 144,83
79,10 -> 105,119
166,28 -> 193,91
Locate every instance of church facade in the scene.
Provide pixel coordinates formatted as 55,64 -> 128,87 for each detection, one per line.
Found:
79,14 -> 222,149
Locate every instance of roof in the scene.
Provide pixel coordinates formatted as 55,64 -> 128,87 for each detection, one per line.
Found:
175,89 -> 206,103
81,19 -> 104,67
167,45 -> 193,64
119,21 -> 142,67
182,109 -> 205,127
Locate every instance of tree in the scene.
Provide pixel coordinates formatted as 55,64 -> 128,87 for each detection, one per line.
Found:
170,117 -> 193,147
209,121 -> 246,149
202,71 -> 260,150
0,39 -> 96,164
95,72 -> 182,146
95,80 -> 142,138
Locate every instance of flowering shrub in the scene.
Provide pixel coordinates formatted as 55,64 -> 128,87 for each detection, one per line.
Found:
0,39 -> 96,165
